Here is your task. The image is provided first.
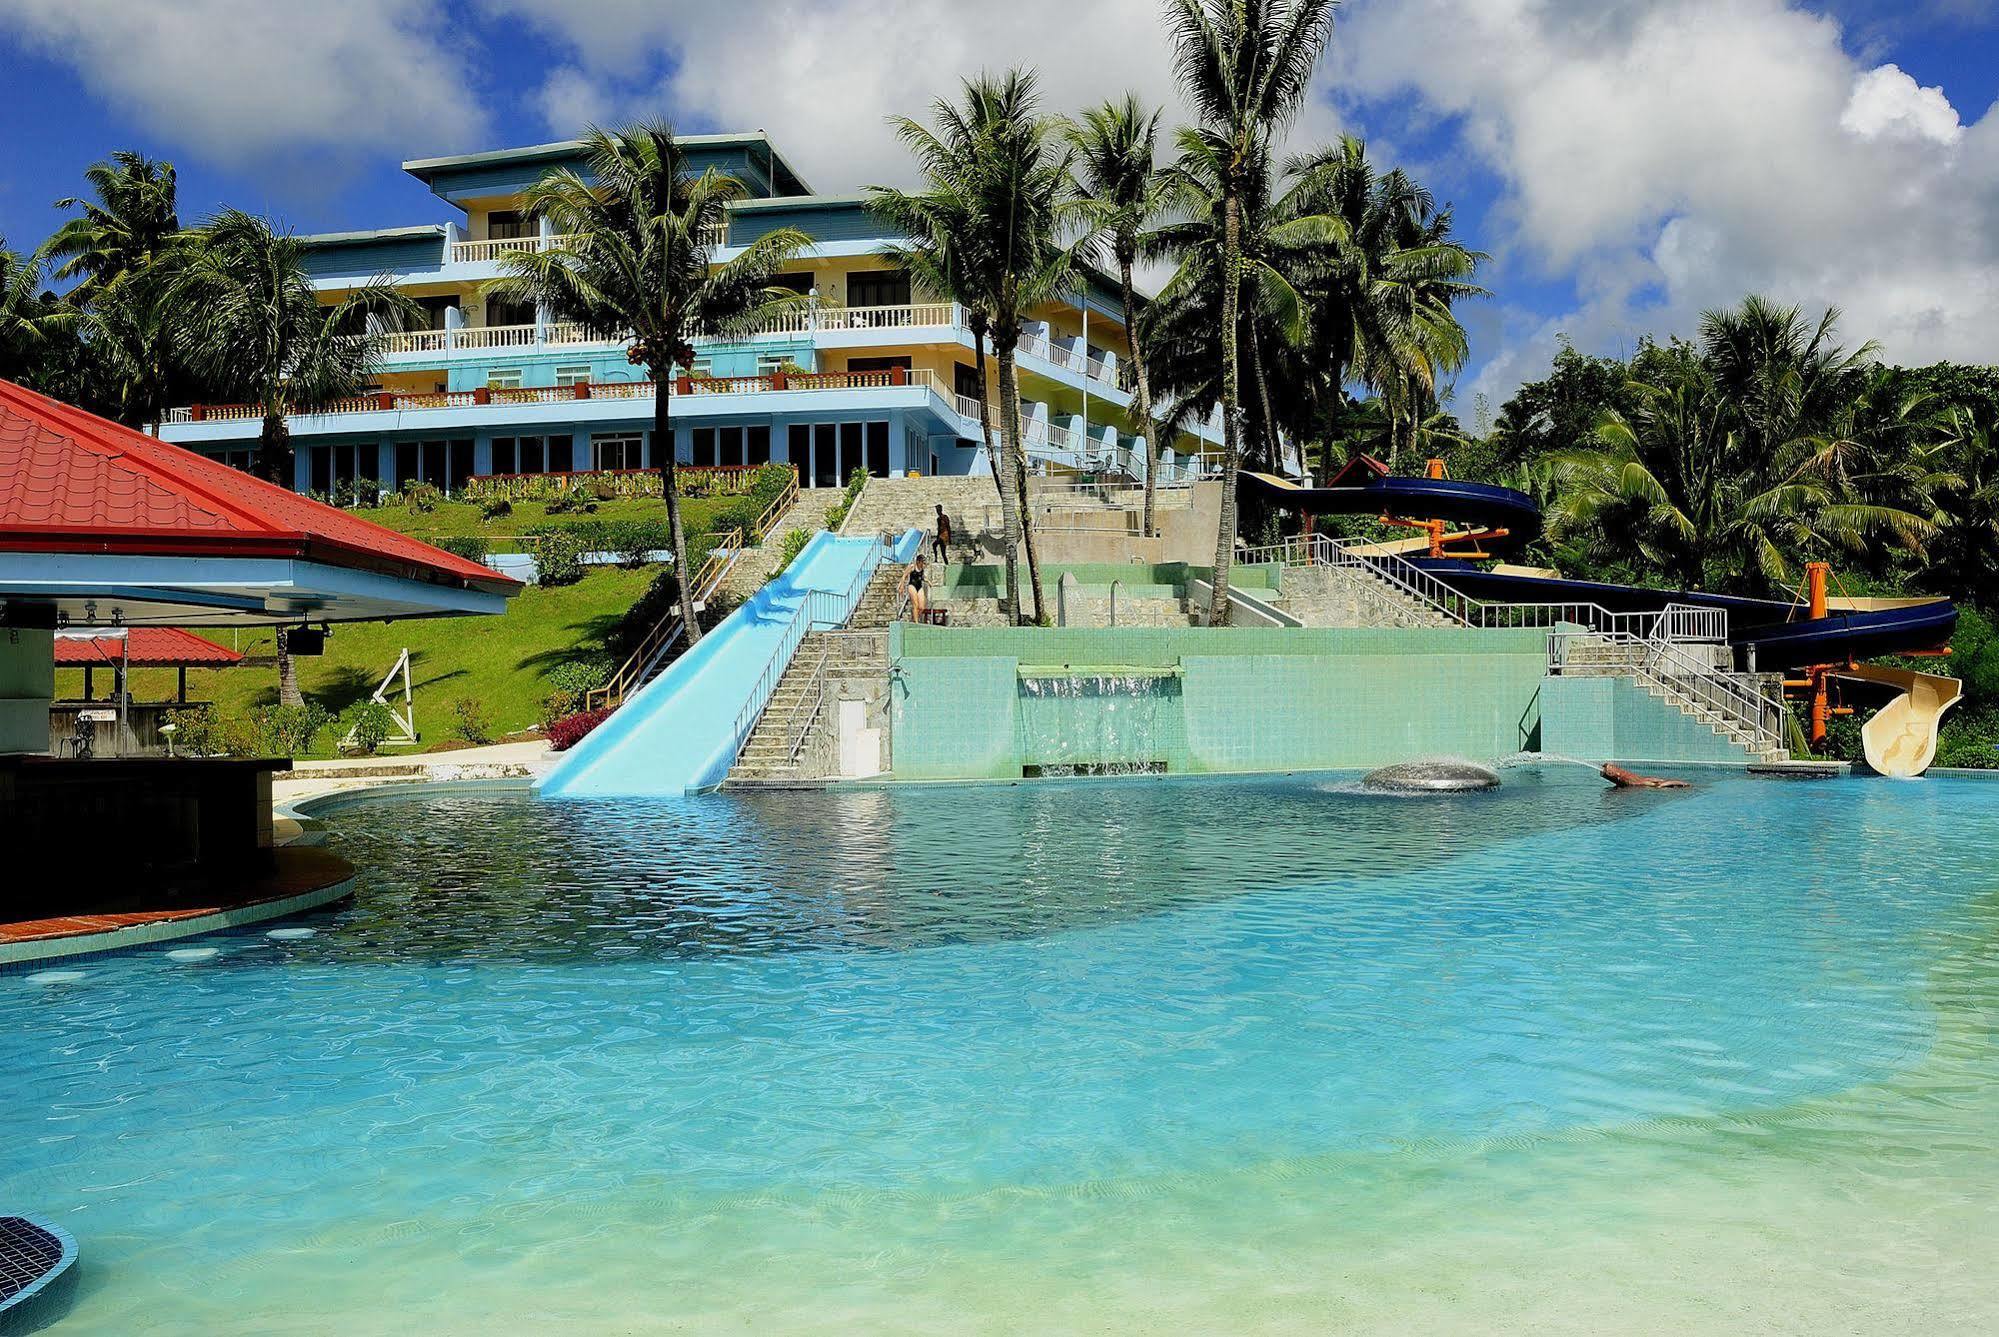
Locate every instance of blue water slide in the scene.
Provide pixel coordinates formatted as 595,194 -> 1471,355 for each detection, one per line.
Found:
536,527 -> 922,799
1245,471 -> 1955,668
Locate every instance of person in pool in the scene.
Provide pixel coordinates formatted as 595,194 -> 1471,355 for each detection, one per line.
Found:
1601,763 -> 1690,789
903,553 -> 928,621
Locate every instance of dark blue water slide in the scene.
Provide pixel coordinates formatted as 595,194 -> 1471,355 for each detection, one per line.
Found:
1242,471 -> 1956,669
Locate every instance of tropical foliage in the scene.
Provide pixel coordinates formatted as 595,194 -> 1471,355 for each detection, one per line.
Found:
490,123 -> 809,644
871,70 -> 1082,625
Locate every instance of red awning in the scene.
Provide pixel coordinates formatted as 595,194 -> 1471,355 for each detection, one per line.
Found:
52,627 -> 243,668
0,379 -> 517,597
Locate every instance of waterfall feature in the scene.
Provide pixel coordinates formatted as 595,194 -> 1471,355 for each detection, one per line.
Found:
1016,668 -> 1183,776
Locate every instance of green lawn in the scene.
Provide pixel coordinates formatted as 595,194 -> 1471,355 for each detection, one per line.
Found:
63,565 -> 657,757
54,488 -> 787,757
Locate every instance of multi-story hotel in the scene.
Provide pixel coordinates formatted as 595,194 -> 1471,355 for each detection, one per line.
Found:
157,132 -> 1227,495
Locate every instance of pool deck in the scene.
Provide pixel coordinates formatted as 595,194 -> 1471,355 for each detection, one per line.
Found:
0,845 -> 357,966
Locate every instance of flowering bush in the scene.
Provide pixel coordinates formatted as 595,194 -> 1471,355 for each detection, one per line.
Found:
546,707 -> 612,751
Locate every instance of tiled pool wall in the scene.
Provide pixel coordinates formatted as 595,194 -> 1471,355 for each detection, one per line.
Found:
890,625 -> 1554,780
888,625 -> 1762,780
1538,675 -> 1762,766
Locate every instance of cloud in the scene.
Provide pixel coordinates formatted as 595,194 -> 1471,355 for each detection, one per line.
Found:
475,0 -> 1346,192
0,0 -> 486,166
1841,64 -> 1964,145
1330,0 -> 1999,404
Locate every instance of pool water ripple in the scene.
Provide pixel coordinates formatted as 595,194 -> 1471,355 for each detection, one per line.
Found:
4,768 -> 1999,1332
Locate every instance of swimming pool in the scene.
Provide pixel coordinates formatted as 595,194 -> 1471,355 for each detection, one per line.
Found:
6,769 -> 1998,1332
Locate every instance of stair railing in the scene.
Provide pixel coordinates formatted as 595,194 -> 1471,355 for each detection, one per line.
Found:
586,526 -> 745,712
727,536 -> 886,762
1240,533 -> 1780,754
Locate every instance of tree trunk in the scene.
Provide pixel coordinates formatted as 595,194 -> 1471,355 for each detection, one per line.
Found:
655,374 -> 703,645
996,342 -> 1046,625
973,321 -> 1021,619
1119,259 -> 1163,538
274,626 -> 303,709
1208,189 -> 1245,627
1248,319 -> 1279,474
259,413 -> 291,488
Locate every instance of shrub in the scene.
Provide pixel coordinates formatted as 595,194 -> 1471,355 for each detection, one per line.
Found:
825,500 -> 849,529
402,481 -> 442,513
163,705 -> 219,756
434,534 -> 488,562
773,526 -> 811,575
537,531 -> 587,587
256,702 -> 332,757
544,486 -> 597,515
449,696 -> 495,745
540,659 -> 611,727
479,494 -> 513,519
341,700 -> 395,756
547,707 -> 612,752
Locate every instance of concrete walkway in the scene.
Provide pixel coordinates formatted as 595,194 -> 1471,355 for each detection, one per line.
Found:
276,738 -> 550,806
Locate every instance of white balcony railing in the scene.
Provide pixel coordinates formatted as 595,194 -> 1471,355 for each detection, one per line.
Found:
446,223 -> 725,266
161,368 -> 947,426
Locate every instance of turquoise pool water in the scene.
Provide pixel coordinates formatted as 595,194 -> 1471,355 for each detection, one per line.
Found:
6,769 -> 1999,1332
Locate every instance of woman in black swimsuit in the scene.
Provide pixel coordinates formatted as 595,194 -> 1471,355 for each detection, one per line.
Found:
903,554 -> 928,620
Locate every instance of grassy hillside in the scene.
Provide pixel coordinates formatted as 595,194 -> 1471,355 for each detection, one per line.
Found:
62,565 -> 656,756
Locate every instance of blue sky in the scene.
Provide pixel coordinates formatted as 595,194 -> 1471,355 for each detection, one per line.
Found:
1,0 -> 1994,410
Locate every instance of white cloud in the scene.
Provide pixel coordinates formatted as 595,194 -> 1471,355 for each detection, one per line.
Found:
1841,64 -> 1964,145
475,0 -> 1346,192
1331,0 -> 1999,404
0,0 -> 486,166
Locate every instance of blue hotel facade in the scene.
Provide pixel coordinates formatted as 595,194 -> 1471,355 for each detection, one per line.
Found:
156,132 -> 1225,494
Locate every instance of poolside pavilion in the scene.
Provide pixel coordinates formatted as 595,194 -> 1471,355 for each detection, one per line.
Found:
0,378 -> 519,943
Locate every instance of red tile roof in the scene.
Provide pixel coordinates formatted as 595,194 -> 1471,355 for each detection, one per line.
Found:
0,379 -> 517,594
52,627 -> 243,668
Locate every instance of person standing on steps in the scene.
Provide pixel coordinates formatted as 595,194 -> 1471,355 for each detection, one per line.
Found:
934,504 -> 952,566
902,553 -> 929,622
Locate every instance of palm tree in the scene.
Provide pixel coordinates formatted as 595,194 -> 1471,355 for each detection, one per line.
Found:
1164,0 -> 1340,623
174,211 -> 416,707
1547,339 -> 1932,595
492,123 -> 809,646
873,72 -> 1080,625
869,156 -> 1015,595
1071,95 -> 1171,536
80,276 -> 189,432
0,240 -> 73,383
1285,137 -> 1484,468
42,151 -> 180,303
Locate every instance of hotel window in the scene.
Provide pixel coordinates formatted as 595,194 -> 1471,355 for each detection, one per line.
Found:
747,425 -> 771,466
486,210 -> 531,241
487,368 -> 523,391
553,364 -> 591,388
691,428 -> 750,468
846,269 -> 911,308
493,435 -> 564,474
784,420 -> 891,486
593,433 -> 644,471
691,427 -> 717,468
486,296 -> 535,328
396,440 -> 474,492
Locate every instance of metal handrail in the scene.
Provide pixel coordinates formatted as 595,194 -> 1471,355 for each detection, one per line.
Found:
586,526 -> 744,712
1550,629 -> 1786,753
1243,532 -> 1781,753
727,536 -> 885,759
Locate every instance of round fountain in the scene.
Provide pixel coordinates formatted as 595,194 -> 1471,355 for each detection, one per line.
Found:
1362,760 -> 1501,793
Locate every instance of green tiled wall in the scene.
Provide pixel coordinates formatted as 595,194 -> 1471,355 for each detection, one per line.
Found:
888,625 -> 1555,780
1539,675 -> 1756,765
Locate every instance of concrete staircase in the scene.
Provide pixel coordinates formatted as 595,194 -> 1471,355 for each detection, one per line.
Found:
849,562 -> 911,628
722,486 -> 845,597
1273,562 -> 1457,630
726,629 -> 888,783
840,474 -> 997,558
